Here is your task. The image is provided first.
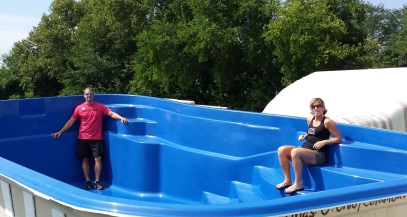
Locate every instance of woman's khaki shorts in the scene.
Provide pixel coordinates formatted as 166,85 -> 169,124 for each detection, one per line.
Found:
314,150 -> 326,165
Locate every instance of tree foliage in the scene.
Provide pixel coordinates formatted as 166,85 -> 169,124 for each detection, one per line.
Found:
375,5 -> 407,67
65,0 -> 149,95
0,0 -> 406,111
132,0 -> 279,110
264,0 -> 368,85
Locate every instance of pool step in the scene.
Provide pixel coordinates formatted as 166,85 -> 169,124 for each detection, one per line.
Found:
320,166 -> 407,181
230,181 -> 266,203
253,166 -> 315,197
202,182 -> 266,204
202,164 -> 331,204
202,192 -> 239,204
252,166 -> 289,198
107,134 -> 166,145
254,163 -> 407,192
104,104 -> 157,136
103,117 -> 157,136
309,166 -> 407,190
253,166 -> 284,186
106,104 -> 155,119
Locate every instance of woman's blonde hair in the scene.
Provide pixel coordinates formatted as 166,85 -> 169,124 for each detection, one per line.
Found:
310,97 -> 327,115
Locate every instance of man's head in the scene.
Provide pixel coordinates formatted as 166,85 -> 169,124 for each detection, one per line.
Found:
83,87 -> 95,104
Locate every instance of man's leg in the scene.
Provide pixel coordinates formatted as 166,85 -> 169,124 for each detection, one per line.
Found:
82,158 -> 90,181
91,140 -> 104,190
82,158 -> 92,190
94,156 -> 102,181
94,156 -> 104,190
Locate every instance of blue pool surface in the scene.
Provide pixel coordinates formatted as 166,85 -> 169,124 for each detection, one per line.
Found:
0,94 -> 407,216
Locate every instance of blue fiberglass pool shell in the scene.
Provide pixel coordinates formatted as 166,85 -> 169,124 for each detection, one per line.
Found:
0,94 -> 407,216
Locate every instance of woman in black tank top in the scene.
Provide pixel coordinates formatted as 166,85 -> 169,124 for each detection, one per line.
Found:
275,98 -> 342,194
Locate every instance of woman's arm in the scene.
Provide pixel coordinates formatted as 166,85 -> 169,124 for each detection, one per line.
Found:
313,118 -> 342,149
325,118 -> 342,144
299,116 -> 313,141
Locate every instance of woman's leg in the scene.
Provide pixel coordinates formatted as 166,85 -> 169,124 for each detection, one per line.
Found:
276,145 -> 295,188
285,148 -> 316,193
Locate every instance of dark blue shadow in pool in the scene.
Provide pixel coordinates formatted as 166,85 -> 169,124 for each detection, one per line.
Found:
0,94 -> 407,216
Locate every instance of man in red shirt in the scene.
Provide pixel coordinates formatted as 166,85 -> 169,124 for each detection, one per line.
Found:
51,87 -> 128,190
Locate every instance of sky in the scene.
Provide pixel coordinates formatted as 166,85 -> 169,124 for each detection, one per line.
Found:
0,0 -> 406,57
0,0 -> 54,56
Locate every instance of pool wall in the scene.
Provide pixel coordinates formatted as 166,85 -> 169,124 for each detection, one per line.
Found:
0,94 -> 407,216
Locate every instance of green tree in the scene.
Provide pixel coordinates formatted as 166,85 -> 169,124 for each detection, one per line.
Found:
376,6 -> 407,67
2,0 -> 404,110
66,0 -> 150,95
357,4 -> 407,68
0,44 -> 27,99
0,0 -> 84,98
132,0 -> 280,111
264,0 -> 368,85
27,0 -> 83,96
0,37 -> 63,98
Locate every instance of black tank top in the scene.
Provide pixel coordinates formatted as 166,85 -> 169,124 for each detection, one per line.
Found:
302,116 -> 331,153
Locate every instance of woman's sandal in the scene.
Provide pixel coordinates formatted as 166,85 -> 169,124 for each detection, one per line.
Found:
275,182 -> 292,190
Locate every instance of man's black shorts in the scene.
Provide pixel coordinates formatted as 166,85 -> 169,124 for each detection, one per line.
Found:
76,140 -> 103,158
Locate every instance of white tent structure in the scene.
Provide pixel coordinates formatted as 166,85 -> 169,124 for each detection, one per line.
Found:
263,67 -> 407,132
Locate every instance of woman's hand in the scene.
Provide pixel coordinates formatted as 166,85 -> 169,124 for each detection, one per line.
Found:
313,140 -> 327,149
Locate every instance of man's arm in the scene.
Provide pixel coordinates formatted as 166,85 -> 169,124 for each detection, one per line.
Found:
51,117 -> 77,138
108,111 -> 129,124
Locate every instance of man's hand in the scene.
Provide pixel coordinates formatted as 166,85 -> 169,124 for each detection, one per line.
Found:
121,118 -> 129,124
51,132 -> 61,139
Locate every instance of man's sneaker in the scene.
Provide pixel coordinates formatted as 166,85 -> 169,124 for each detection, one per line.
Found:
94,181 -> 103,190
85,181 -> 92,190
